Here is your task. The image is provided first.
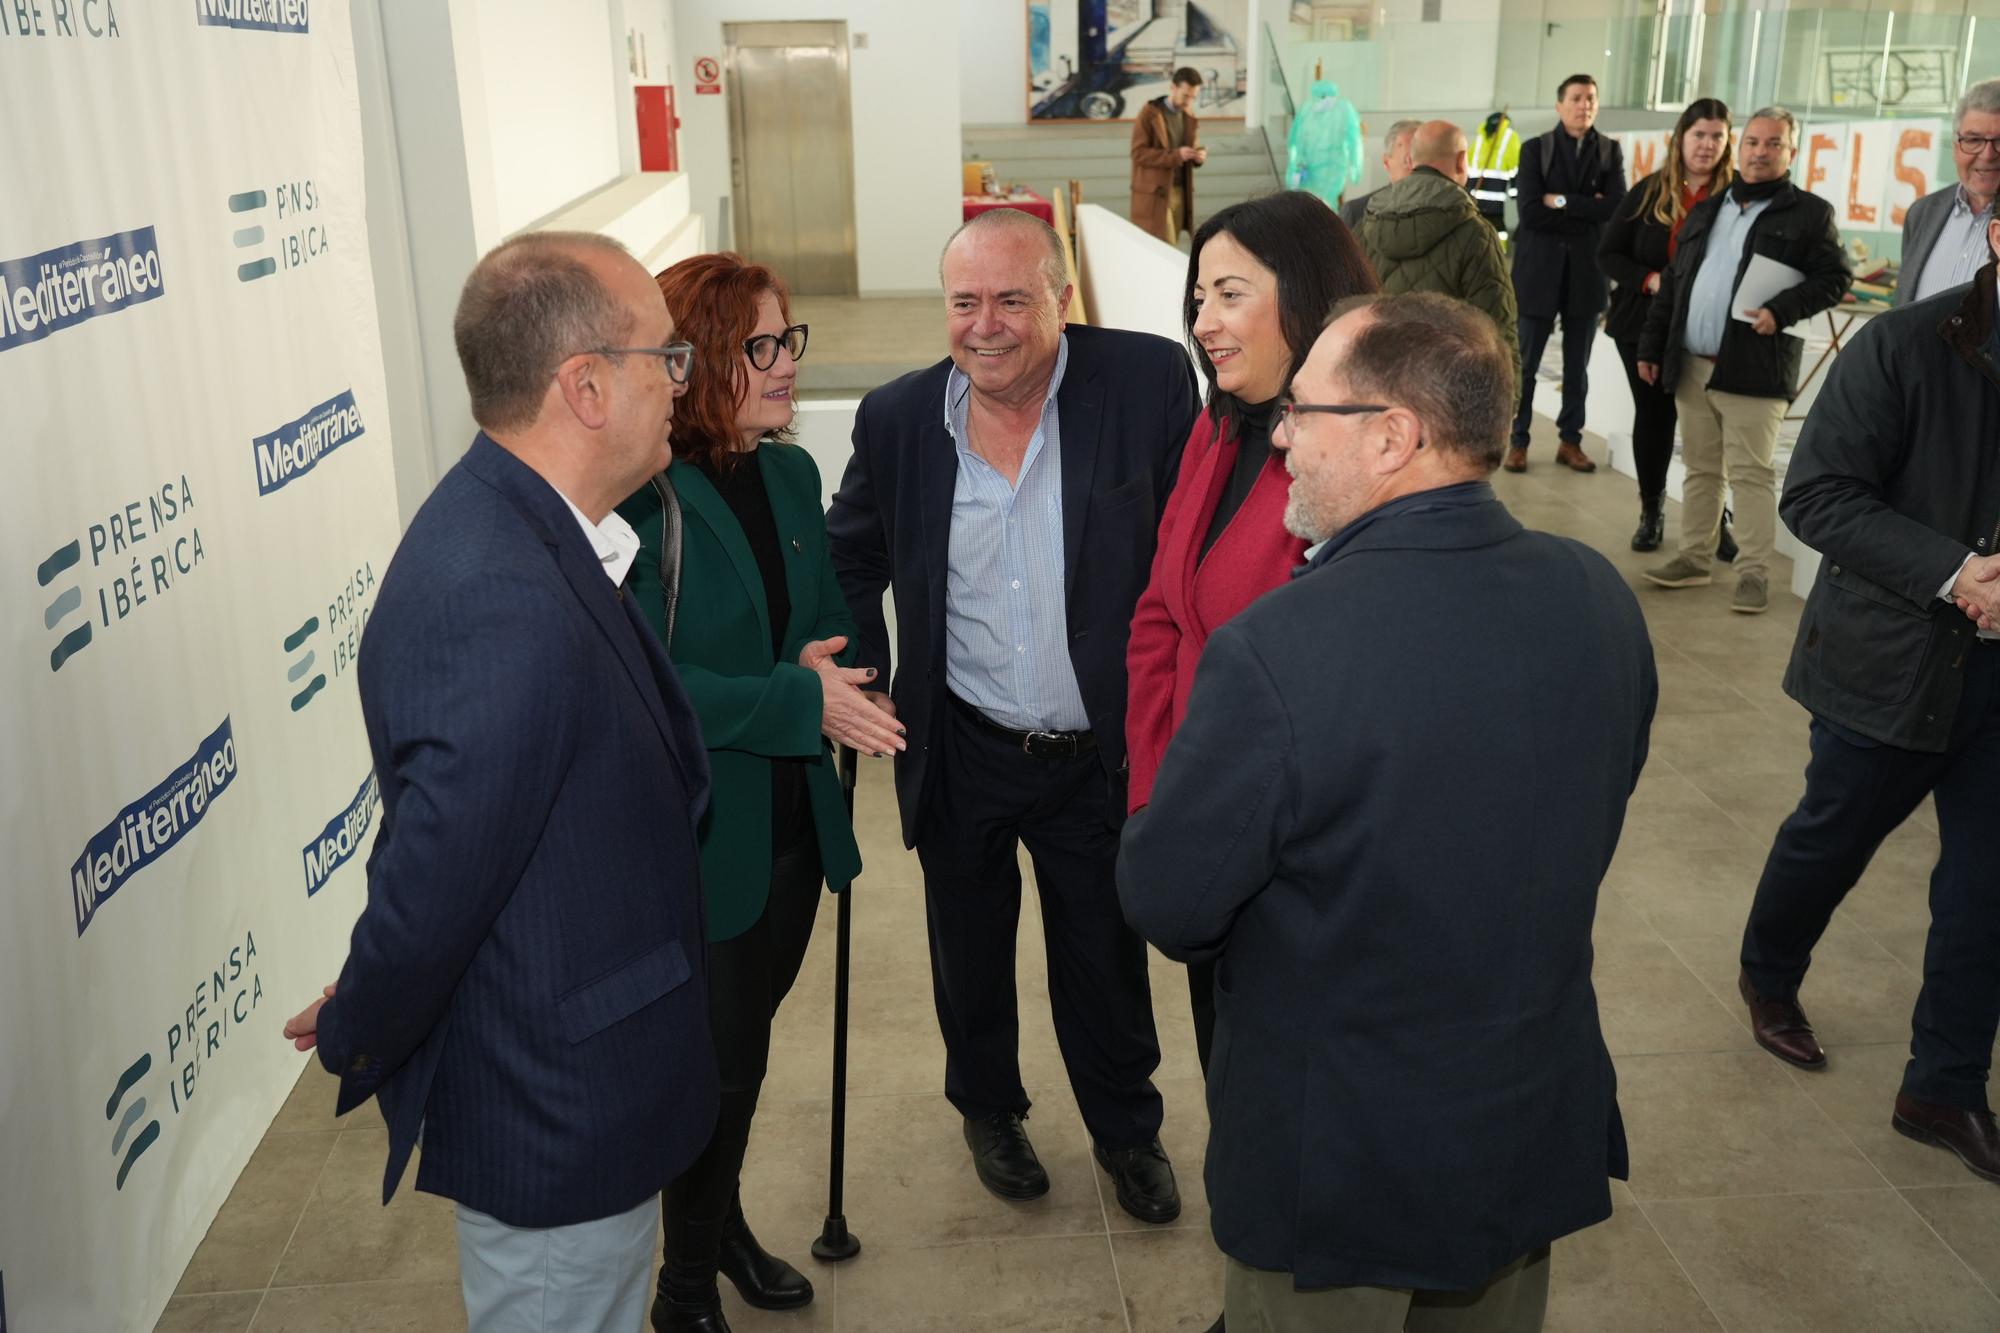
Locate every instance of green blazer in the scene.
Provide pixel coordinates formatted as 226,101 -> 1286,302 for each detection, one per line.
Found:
617,442 -> 863,941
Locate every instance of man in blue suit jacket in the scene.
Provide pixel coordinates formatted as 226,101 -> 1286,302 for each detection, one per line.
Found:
1123,294 -> 1655,1328
827,209 -> 1200,1225
282,232 -> 716,1332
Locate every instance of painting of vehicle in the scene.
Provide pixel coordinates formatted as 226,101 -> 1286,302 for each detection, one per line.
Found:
1028,0 -> 1247,122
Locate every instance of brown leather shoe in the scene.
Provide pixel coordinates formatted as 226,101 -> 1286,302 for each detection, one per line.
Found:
1737,970 -> 1826,1069
1502,446 -> 1528,473
1554,441 -> 1597,472
1892,1093 -> 2000,1183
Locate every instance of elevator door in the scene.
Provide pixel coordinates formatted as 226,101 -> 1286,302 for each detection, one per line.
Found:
724,21 -> 860,296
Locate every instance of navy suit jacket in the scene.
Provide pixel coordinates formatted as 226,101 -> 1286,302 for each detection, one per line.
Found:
315,435 -> 718,1228
1121,488 -> 1655,1290
826,324 -> 1201,846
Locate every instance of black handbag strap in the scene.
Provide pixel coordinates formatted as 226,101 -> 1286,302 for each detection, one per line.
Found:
648,469 -> 683,647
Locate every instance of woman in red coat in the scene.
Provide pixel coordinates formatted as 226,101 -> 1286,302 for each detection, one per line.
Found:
1127,190 -> 1377,1072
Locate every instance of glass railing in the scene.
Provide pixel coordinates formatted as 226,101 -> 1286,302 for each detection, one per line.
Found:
1266,3 -> 1995,123
1261,22 -> 1297,185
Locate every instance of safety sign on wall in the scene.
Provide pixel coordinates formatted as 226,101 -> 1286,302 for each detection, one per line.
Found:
694,56 -> 721,95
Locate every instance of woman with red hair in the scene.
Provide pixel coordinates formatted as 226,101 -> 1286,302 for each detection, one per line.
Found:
618,253 -> 903,1333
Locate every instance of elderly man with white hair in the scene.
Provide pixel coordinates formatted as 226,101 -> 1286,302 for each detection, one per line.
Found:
1897,76 -> 2000,305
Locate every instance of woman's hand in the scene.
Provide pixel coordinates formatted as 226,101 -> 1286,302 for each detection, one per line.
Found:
800,636 -> 906,757
1642,271 -> 1661,296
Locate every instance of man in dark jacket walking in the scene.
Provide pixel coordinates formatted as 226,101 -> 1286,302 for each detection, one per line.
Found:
1507,73 -> 1626,473
1121,292 -> 1655,1329
1732,248 -> 2000,1185
1637,107 -> 1851,615
1359,119 -> 1520,377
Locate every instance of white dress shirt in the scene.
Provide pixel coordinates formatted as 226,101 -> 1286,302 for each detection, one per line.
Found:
557,491 -> 641,586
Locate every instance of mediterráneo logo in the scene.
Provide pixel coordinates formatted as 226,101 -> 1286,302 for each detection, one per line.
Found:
254,389 -> 365,495
195,0 -> 307,33
72,718 -> 238,936
304,771 -> 379,897
0,227 -> 163,353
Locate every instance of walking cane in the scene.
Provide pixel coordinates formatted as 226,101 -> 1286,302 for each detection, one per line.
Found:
812,742 -> 862,1262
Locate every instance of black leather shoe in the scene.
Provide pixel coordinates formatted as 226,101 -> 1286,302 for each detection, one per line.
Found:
1717,509 -> 1739,563
718,1200 -> 813,1310
650,1283 -> 732,1333
1094,1137 -> 1181,1224
1893,1093 -> 2000,1183
964,1111 -> 1050,1200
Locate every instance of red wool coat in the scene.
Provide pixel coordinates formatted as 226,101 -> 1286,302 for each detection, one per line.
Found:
1126,410 -> 1309,812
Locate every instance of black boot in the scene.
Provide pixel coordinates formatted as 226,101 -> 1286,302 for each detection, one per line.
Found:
718,1193 -> 813,1310
1631,492 -> 1664,552
651,1267 -> 733,1333
1717,507 -> 1738,563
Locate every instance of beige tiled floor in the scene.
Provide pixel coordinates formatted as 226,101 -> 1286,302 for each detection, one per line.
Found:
156,422 -> 2000,1331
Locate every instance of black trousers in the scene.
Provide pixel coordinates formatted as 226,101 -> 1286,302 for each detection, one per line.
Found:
1512,309 -> 1597,448
915,700 -> 1164,1149
1740,643 -> 2000,1112
662,766 -> 823,1279
1613,336 -> 1677,499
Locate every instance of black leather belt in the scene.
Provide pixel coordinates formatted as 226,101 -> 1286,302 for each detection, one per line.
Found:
950,692 -> 1096,758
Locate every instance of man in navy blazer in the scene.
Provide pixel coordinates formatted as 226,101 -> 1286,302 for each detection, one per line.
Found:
282,232 -> 716,1332
1122,293 -> 1655,1328
827,209 -> 1200,1224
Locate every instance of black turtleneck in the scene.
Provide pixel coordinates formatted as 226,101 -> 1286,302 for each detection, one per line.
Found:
1730,175 -> 1788,205
1200,398 -> 1278,560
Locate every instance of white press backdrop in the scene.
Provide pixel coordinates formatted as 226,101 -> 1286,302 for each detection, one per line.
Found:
0,3 -> 396,1329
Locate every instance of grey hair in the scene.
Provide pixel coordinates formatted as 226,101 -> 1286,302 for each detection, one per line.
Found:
1955,77 -> 2000,130
939,208 -> 1069,298
1749,105 -> 1800,150
1385,118 -> 1423,155
454,231 -> 634,432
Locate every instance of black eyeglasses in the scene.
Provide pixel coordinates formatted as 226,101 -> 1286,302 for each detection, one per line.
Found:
1276,397 -> 1393,444
1956,134 -> 2000,156
583,342 -> 696,384
744,324 -> 809,371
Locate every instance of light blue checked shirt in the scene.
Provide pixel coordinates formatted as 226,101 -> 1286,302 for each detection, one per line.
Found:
942,335 -> 1090,732
1910,185 -> 1996,304
1685,193 -> 1773,357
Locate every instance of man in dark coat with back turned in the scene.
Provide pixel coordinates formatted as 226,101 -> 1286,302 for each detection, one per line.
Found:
1732,242 -> 2000,1184
1122,292 -> 1655,1329
828,208 -> 1200,1224
1507,73 -> 1626,473
281,232 -> 717,1331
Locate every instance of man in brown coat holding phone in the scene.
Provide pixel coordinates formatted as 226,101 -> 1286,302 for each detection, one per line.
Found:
1130,68 -> 1207,243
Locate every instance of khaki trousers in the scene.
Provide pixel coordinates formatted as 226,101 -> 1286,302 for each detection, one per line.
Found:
1224,1247 -> 1551,1333
1671,356 -> 1787,580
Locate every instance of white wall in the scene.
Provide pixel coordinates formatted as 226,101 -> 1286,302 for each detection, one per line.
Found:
474,0 -> 625,235
673,0 -> 962,294
961,0 -> 1027,124
1075,204 -> 1201,374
